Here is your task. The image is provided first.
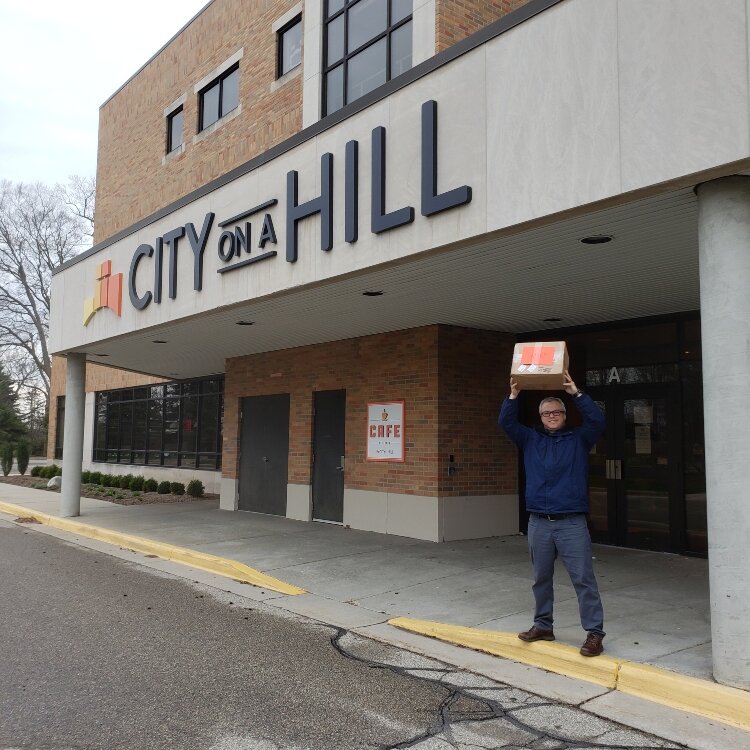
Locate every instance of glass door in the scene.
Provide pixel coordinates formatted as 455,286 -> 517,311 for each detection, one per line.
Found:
588,385 -> 682,551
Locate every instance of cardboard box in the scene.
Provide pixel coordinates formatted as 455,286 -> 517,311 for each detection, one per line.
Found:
511,341 -> 569,391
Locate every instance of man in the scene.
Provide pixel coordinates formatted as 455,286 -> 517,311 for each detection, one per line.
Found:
499,370 -> 607,657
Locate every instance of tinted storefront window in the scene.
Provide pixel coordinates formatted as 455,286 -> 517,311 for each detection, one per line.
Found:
93,377 -> 223,471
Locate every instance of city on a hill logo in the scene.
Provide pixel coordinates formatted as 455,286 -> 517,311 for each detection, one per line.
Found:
83,260 -> 122,326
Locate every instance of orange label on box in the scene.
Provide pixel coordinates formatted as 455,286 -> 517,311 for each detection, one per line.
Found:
521,345 -> 555,366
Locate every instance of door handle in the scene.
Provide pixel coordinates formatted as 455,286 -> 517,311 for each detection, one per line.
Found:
336,455 -> 345,472
262,456 -> 269,463
606,459 -> 622,480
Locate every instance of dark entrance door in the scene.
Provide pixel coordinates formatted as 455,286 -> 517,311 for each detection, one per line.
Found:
238,394 -> 290,515
587,385 -> 683,552
312,390 -> 346,523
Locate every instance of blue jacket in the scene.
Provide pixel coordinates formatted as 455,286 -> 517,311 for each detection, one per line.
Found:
499,394 -> 605,514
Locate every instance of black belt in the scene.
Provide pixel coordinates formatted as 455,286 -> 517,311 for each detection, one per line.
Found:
532,512 -> 583,521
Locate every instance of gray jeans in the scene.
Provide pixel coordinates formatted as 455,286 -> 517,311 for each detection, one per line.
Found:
527,513 -> 605,635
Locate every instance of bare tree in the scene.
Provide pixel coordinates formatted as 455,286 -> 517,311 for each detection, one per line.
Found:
0,178 -> 94,417
63,175 -> 96,238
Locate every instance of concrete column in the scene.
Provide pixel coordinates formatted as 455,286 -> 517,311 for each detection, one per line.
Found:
60,353 -> 86,518
696,175 -> 750,689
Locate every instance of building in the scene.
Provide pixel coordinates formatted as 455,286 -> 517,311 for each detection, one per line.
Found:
48,0 -> 750,689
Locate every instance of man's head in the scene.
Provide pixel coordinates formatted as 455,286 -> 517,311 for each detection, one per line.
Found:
539,397 -> 566,432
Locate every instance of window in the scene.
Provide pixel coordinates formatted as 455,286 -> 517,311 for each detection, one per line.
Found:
278,16 -> 302,77
166,106 -> 183,153
92,377 -> 223,470
324,0 -> 412,116
54,396 -> 65,460
199,64 -> 239,131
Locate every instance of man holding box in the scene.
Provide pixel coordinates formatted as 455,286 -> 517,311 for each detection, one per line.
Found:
499,370 -> 607,657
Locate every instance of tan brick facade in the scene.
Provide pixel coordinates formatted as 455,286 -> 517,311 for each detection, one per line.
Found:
94,0 -> 303,244
224,325 -> 517,498
435,0 -> 533,52
93,0 -> 537,245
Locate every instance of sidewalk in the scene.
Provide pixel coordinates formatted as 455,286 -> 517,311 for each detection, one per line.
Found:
1,483 -> 748,750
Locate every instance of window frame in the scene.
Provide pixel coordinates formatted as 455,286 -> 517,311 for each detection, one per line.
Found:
322,0 -> 413,117
166,105 -> 184,154
277,14 -> 303,79
198,63 -> 240,133
92,377 -> 223,471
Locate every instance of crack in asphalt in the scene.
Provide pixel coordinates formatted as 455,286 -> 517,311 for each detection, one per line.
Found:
330,628 -> 687,750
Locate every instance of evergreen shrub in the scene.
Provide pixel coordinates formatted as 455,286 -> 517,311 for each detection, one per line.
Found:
130,475 -> 144,491
186,479 -> 204,498
144,478 -> 158,492
15,443 -> 29,475
1,444 -> 13,476
157,480 -> 171,494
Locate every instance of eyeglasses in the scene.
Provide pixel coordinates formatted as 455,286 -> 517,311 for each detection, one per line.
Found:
540,410 -> 565,418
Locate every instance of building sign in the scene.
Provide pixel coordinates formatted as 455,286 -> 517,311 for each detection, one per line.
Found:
585,364 -> 680,386
126,100 -> 472,315
367,401 -> 405,462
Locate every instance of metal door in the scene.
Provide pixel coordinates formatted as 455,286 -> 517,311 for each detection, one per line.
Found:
238,394 -> 290,515
312,390 -> 346,523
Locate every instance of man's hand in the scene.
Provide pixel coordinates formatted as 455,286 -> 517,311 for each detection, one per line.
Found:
509,377 -> 520,399
563,369 -> 579,396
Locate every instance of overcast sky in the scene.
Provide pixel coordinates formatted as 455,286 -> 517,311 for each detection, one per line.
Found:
0,0 -> 210,186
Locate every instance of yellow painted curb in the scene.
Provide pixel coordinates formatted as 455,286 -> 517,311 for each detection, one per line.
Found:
389,617 -> 619,688
0,501 -> 305,596
617,661 -> 750,732
388,616 -> 750,732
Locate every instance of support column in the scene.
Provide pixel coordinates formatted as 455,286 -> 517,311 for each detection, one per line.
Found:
696,175 -> 750,689
60,353 -> 86,518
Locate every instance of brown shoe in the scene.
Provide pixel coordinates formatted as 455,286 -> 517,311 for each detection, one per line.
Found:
580,632 -> 604,657
518,626 -> 555,642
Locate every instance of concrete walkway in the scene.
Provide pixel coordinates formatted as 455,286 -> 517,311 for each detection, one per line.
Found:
1,483 -> 748,750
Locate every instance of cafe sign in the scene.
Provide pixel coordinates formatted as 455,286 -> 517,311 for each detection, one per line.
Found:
367,401 -> 405,462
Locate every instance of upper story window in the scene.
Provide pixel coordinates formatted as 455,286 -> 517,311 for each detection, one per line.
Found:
166,106 -> 184,153
278,16 -> 302,77
199,64 -> 239,131
323,0 -> 412,116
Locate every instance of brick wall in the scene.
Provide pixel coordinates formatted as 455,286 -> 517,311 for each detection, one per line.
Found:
94,0 -> 303,244
47,356 -> 166,459
224,326 -> 440,494
225,324 -> 519,498
437,326 -> 518,495
435,0 -> 533,52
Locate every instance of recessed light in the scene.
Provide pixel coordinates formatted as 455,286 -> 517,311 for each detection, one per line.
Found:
362,290 -> 383,297
580,234 -> 613,245
236,320 -> 255,326
153,340 -> 167,344
543,317 -> 562,323
94,353 -> 109,357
